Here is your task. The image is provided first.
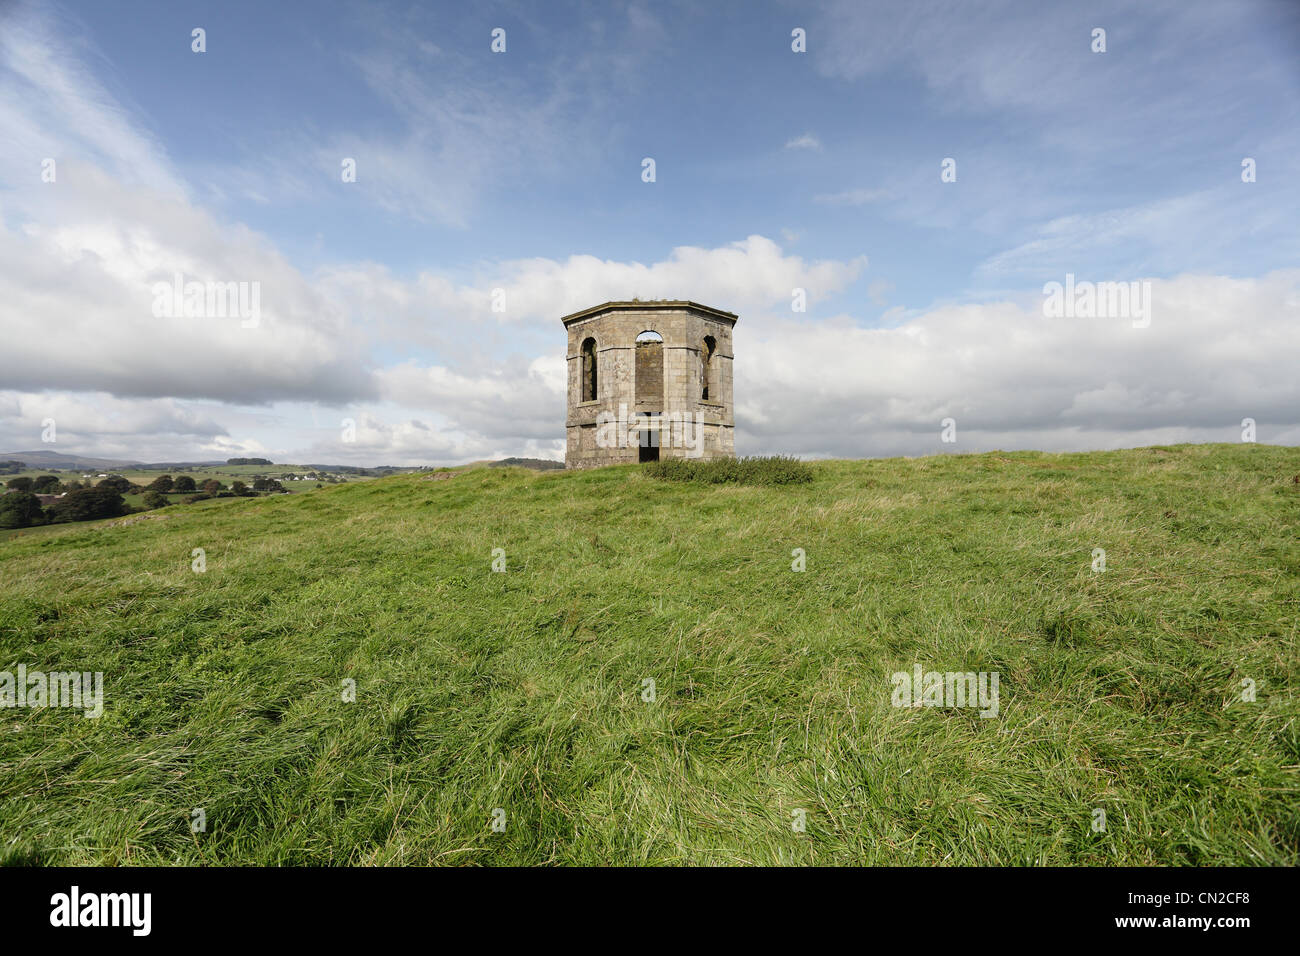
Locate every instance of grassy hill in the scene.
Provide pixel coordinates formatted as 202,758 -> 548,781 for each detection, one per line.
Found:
0,444 -> 1296,865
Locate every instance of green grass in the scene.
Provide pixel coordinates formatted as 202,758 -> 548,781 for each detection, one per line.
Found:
0,443 -> 1296,865
644,454 -> 814,484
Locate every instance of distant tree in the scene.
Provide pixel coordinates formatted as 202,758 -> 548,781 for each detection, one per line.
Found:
0,461 -> 26,475
229,480 -> 249,496
173,475 -> 196,492
47,487 -> 127,523
202,479 -> 223,494
6,476 -> 33,492
141,490 -> 168,509
147,475 -> 175,493
0,491 -> 45,529
184,494 -> 210,504
226,458 -> 272,466
97,475 -> 134,494
252,477 -> 283,493
31,475 -> 60,493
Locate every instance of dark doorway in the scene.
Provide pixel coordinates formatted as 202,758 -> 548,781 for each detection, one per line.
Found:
638,412 -> 659,462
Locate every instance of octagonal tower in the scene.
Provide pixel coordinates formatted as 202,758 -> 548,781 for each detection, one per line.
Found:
562,300 -> 737,468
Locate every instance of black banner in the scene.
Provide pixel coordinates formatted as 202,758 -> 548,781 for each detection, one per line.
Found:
0,865 -> 1286,942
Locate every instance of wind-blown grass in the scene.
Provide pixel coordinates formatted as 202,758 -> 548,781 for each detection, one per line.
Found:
643,455 -> 814,485
0,443 -> 1296,865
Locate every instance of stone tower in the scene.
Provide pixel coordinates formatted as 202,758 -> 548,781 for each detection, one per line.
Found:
562,300 -> 737,468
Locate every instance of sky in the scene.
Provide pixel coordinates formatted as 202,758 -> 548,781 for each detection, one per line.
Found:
1,0 -> 1298,465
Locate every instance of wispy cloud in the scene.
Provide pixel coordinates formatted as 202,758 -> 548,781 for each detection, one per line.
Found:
813,187 -> 891,206
785,133 -> 821,150
0,2 -> 184,197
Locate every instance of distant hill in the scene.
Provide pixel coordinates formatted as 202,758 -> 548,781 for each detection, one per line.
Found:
141,461 -> 227,470
487,457 -> 565,471
0,450 -> 143,470
302,464 -> 423,476
4,449 -> 565,474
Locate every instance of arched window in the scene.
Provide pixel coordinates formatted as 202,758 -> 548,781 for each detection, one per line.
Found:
701,335 -> 716,401
581,337 -> 597,401
634,330 -> 663,409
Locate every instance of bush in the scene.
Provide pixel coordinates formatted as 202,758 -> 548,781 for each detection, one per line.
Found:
0,491 -> 46,529
141,490 -> 169,509
643,455 -> 814,486
184,494 -> 211,504
202,479 -> 223,494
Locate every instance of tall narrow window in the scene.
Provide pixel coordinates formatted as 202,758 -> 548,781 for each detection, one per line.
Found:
701,335 -> 716,401
581,337 -> 597,401
635,330 -> 663,409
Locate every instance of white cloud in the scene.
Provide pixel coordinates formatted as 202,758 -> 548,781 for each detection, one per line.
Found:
734,269 -> 1300,457
0,167 -> 375,404
0,391 -> 233,461
316,235 -> 868,348
785,133 -> 821,150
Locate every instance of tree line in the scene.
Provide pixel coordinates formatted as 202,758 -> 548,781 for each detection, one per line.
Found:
0,474 -> 288,530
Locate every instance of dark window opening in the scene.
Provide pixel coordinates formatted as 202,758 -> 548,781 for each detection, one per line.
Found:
581,337 -> 597,401
701,335 -> 716,401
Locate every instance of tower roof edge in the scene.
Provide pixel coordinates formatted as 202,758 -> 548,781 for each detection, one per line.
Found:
560,300 -> 738,327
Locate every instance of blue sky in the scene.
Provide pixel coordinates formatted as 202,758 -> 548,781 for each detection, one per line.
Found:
2,0 -> 1298,464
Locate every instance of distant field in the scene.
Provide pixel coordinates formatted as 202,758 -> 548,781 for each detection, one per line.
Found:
0,444 -> 1296,865
6,464 -> 370,494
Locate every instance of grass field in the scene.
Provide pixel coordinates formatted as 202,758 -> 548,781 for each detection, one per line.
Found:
0,443 -> 1296,865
